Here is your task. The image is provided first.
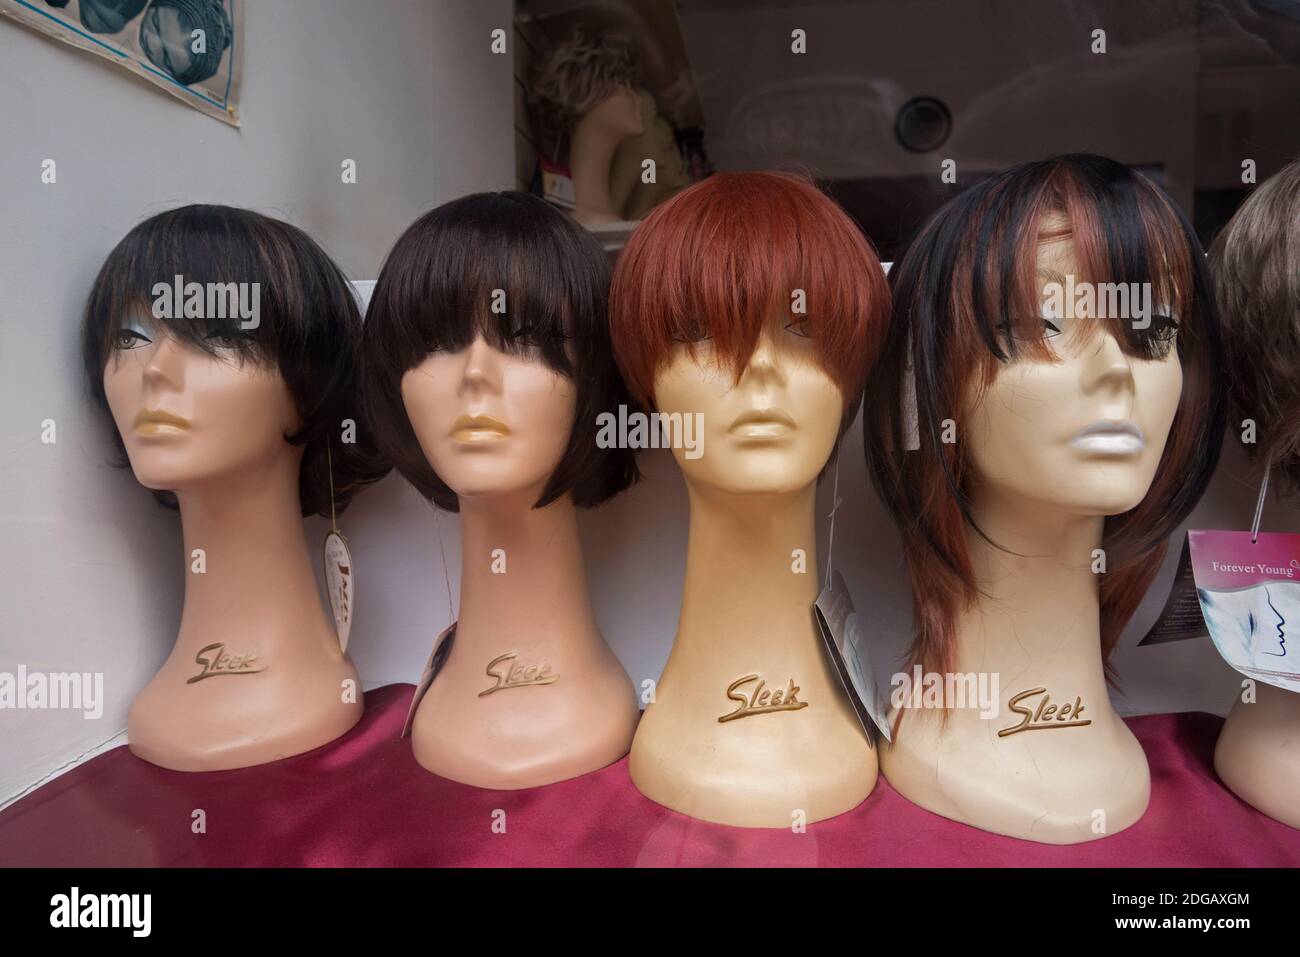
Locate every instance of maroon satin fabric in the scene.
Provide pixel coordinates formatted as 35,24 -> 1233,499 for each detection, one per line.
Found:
1,683 -> 1296,867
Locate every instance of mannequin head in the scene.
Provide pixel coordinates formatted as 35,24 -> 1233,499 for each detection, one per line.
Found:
81,204 -> 385,516
362,191 -> 637,511
1209,157 -> 1300,492
865,153 -> 1225,678
529,32 -> 642,160
609,171 -> 889,495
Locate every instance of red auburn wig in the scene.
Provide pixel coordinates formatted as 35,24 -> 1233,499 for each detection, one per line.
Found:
864,154 -> 1225,697
609,171 -> 889,429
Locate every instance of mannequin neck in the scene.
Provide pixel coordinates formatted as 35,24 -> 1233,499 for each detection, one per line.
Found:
454,490 -> 600,652
955,481 -> 1108,691
569,116 -> 624,225
672,481 -> 822,666
173,452 -> 333,657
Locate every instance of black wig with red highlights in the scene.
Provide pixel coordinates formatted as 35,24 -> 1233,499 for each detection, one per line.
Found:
864,154 -> 1225,688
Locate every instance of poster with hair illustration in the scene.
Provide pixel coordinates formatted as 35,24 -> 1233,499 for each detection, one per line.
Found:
1189,530 -> 1300,694
1,0 -> 241,125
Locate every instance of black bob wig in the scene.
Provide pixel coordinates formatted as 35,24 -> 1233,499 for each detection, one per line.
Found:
81,203 -> 388,517
361,190 -> 639,511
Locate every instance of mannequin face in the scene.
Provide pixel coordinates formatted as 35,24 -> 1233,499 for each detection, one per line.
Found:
102,316 -> 301,494
653,322 -> 843,495
401,335 -> 576,501
583,84 -> 644,139
962,223 -> 1183,516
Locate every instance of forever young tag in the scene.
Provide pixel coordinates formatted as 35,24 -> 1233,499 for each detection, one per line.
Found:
1188,530 -> 1300,693
814,570 -> 891,743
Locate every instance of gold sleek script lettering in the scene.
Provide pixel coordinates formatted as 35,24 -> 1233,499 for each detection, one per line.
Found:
186,642 -> 267,684
479,652 -> 558,696
718,673 -> 808,723
997,687 -> 1091,737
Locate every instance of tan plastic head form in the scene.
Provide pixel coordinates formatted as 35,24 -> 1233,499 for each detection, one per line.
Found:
362,191 -> 640,789
82,204 -> 384,771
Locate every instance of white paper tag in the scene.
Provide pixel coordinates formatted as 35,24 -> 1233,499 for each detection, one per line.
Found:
323,530 -> 354,654
814,570 -> 891,743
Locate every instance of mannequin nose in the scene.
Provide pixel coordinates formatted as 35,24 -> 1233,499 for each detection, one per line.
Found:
1080,329 -> 1135,395
742,328 -> 792,393
748,330 -> 779,371
142,334 -> 186,390
459,334 -> 501,392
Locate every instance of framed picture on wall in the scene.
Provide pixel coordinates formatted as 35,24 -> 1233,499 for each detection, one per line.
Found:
0,0 -> 242,125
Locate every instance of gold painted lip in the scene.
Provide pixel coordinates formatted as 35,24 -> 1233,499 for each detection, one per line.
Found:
729,407 -> 796,435
133,409 -> 190,434
450,414 -> 511,442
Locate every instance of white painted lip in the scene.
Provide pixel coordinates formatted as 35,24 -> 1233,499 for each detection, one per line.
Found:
1069,421 -> 1145,455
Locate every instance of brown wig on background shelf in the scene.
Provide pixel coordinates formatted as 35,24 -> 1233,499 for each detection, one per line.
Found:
361,190 -> 638,511
81,204 -> 388,517
1209,157 -> 1300,492
609,170 -> 889,435
864,154 -> 1225,691
528,32 -> 638,163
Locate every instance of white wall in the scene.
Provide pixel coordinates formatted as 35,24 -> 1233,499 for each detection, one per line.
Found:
0,0 -> 514,804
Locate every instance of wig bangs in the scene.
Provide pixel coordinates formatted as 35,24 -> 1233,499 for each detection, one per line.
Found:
610,171 -> 888,419
367,192 -> 596,385
950,159 -> 1204,387
84,206 -> 312,376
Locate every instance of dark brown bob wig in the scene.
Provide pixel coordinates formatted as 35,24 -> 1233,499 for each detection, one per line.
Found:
1209,157 -> 1300,493
81,203 -> 388,517
361,190 -> 638,512
864,153 -> 1225,685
